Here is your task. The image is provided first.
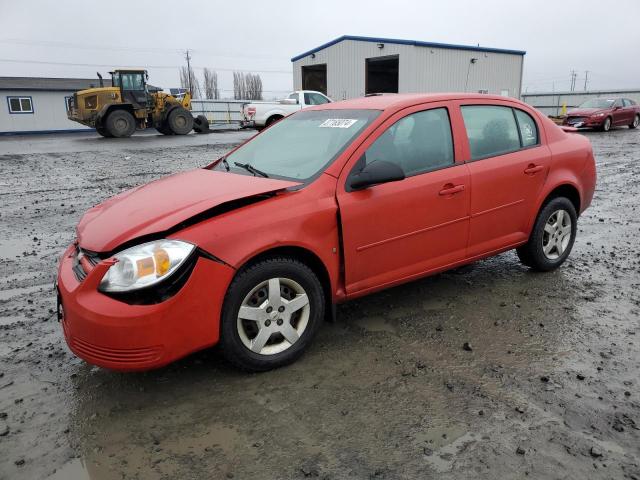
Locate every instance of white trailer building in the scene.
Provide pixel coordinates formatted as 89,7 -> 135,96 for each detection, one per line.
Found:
0,77 -> 110,135
292,35 -> 525,101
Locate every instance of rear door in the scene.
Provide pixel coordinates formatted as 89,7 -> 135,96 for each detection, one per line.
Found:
459,103 -> 551,257
611,98 -> 627,125
336,103 -> 470,295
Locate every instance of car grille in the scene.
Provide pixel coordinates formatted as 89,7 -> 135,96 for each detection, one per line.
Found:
70,336 -> 163,365
567,116 -> 586,125
72,245 -> 102,282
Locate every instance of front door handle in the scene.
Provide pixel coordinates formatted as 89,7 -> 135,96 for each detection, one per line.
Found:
439,184 -> 465,196
524,164 -> 544,175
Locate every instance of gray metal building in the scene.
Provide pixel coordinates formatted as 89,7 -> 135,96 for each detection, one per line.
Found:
291,35 -> 525,101
522,89 -> 640,116
0,77 -> 110,135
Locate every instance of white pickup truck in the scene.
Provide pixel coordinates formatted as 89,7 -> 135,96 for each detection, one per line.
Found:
241,90 -> 332,129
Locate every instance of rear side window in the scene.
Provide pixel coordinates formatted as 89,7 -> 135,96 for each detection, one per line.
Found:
365,108 -> 454,176
461,106 -> 520,160
514,109 -> 538,147
304,92 -> 330,105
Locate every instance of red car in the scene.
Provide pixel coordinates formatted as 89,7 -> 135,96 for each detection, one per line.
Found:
56,94 -> 597,372
563,97 -> 640,131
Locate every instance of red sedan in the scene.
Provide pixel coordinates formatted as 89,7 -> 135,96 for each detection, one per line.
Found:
57,93 -> 597,372
563,97 -> 640,131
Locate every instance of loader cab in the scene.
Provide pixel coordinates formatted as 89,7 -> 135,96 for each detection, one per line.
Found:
111,69 -> 151,108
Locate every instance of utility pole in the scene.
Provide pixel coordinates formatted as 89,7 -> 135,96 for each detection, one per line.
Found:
185,49 -> 193,96
570,70 -> 577,92
583,70 -> 589,91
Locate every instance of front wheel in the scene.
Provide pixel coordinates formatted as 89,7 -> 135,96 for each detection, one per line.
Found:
602,116 -> 612,132
630,114 -> 639,129
166,107 -> 194,135
220,257 -> 325,372
516,197 -> 577,272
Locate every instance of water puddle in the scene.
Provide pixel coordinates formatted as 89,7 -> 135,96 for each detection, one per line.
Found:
46,458 -> 92,480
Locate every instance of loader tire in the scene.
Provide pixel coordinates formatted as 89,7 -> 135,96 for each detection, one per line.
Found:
104,110 -> 136,138
156,123 -> 173,135
96,125 -> 112,138
167,107 -> 193,135
193,115 -> 210,134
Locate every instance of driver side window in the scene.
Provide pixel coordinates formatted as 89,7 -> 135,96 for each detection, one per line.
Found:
364,108 -> 454,176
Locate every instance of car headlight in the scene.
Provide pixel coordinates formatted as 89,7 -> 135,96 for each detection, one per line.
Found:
591,113 -> 605,117
99,240 -> 195,293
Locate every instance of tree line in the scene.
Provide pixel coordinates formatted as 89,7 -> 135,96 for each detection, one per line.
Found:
179,66 -> 263,100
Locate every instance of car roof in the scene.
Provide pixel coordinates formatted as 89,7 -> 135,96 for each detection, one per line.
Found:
313,93 -> 527,111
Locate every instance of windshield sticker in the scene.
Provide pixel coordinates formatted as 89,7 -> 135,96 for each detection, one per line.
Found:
319,119 -> 358,128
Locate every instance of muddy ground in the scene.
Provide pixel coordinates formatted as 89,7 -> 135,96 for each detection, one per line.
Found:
0,128 -> 638,480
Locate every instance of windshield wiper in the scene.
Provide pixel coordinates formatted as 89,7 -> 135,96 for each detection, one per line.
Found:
219,156 -> 230,171
234,162 -> 269,178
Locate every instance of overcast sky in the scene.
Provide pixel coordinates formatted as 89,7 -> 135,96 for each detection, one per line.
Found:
1,0 -> 639,98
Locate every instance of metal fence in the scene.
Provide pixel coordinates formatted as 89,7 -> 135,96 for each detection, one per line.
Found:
522,89 -> 640,116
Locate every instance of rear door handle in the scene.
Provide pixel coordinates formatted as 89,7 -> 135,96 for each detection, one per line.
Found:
439,184 -> 465,196
524,164 -> 544,175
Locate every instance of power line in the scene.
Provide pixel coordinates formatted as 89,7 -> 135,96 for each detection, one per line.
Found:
0,58 -> 292,74
0,38 -> 286,61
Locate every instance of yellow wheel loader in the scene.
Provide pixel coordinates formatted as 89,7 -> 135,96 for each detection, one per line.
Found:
67,69 -> 209,138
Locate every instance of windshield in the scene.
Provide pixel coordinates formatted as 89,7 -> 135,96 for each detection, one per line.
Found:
579,98 -> 615,109
219,109 -> 380,181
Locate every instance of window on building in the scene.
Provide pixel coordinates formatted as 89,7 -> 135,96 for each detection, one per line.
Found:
7,96 -> 34,114
365,108 -> 454,176
461,105 -> 521,160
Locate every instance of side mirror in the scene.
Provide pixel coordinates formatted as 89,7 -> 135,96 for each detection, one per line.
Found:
280,98 -> 298,105
349,160 -> 405,190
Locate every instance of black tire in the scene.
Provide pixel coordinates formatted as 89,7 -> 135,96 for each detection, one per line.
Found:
166,107 -> 194,135
104,110 -> 136,138
220,257 -> 325,372
156,123 -> 173,135
193,115 -> 210,134
95,125 -> 112,138
630,114 -> 639,129
516,197 -> 577,272
601,116 -> 612,132
265,115 -> 283,128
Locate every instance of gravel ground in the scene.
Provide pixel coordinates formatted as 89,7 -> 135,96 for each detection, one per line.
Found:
0,127 -> 638,480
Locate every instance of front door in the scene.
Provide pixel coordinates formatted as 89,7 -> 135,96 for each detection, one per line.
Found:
337,104 -> 470,295
120,72 -> 148,108
460,103 -> 551,257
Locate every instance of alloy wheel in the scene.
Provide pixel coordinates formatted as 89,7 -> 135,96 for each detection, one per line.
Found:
542,209 -> 572,260
236,277 -> 310,355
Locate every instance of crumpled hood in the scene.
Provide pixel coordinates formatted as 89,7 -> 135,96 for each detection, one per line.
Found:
77,169 -> 300,252
567,108 -> 607,116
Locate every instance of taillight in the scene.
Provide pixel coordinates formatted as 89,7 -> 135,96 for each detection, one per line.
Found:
247,107 -> 256,118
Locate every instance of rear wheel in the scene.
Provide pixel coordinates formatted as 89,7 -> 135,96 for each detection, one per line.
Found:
265,115 -> 283,128
602,116 -> 612,132
166,107 -> 193,135
220,257 -> 325,372
516,197 -> 577,272
104,110 -> 136,138
630,114 -> 639,129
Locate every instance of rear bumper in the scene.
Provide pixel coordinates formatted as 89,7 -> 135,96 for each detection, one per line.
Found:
57,244 -> 235,371
240,120 -> 256,129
